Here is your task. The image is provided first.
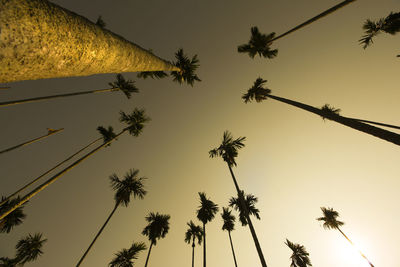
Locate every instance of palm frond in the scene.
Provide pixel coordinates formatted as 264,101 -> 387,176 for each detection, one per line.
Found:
196,192 -> 219,224
119,108 -> 150,136
0,196 -> 27,234
242,77 -> 271,103
137,71 -> 168,80
15,233 -> 47,264
170,49 -> 201,86
238,26 -> 278,59
317,207 -> 344,230
109,74 -> 139,99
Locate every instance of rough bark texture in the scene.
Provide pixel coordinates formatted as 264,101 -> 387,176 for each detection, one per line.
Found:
0,0 -> 179,83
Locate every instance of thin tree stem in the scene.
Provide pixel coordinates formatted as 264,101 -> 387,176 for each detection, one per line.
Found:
347,117 -> 400,130
228,231 -> 238,267
144,242 -> 153,267
192,238 -> 195,267
203,222 -> 206,267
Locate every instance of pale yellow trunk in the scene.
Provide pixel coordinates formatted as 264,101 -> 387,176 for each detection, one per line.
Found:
0,0 -> 179,83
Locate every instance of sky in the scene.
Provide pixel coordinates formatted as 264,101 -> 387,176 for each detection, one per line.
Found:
1,0 -> 400,266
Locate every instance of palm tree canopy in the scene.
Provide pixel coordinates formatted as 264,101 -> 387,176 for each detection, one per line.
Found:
221,207 -> 235,232
209,131 -> 246,167
109,242 -> 146,267
97,126 -> 117,145
142,212 -> 171,245
0,197 -> 27,233
137,71 -> 168,80
170,48 -> 201,86
317,207 -> 344,230
184,220 -> 203,245
108,74 -> 139,99
15,233 -> 47,264
320,104 -> 341,120
119,108 -> 151,136
238,26 -> 278,59
229,191 -> 260,226
109,169 -> 147,207
285,239 -> 312,267
0,257 -> 18,267
242,77 -> 272,103
95,15 -> 106,28
196,192 -> 219,224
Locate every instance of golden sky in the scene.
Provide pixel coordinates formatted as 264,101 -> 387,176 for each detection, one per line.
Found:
1,0 -> 400,266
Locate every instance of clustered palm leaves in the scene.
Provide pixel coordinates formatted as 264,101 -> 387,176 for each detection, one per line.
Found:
108,74 -> 139,99
229,191 -> 261,226
285,239 -> 312,267
209,131 -> 245,167
0,197 -> 27,233
95,15 -> 106,28
221,207 -> 238,267
171,49 -> 201,86
185,220 -> 203,267
109,242 -> 146,267
237,27 -> 278,59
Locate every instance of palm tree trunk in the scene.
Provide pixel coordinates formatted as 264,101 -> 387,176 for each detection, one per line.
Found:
76,203 -> 120,267
0,129 -> 126,221
267,94 -> 400,146
203,223 -> 206,267
144,242 -> 154,267
0,88 -> 119,107
227,164 -> 267,267
228,231 -> 238,267
0,128 -> 64,155
347,117 -> 400,130
337,227 -> 375,267
0,137 -> 102,207
270,0 -> 357,43
0,0 -> 179,84
191,239 -> 195,267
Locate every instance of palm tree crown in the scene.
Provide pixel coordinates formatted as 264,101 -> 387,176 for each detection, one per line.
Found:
119,108 -> 151,136
171,49 -> 201,86
221,207 -> 235,232
209,131 -> 246,167
229,191 -> 260,226
238,27 -> 278,59
97,126 -> 117,146
109,242 -> 147,267
242,78 -> 271,103
108,74 -> 139,99
196,192 -> 219,224
142,212 -> 171,245
285,239 -> 312,267
0,197 -> 27,233
317,207 -> 344,230
15,233 -> 47,264
185,220 -> 203,245
109,169 -> 147,207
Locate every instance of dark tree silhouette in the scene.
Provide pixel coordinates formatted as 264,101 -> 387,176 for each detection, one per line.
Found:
229,191 -> 261,227
171,49 -> 201,86
109,242 -> 147,267
221,207 -> 238,267
285,239 -> 312,267
317,207 -> 374,267
185,220 -> 203,267
96,16 -> 106,28
137,71 -> 168,80
0,197 -> 27,233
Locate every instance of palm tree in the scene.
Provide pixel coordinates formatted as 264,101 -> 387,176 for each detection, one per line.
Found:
359,12 -> 400,49
0,128 -> 64,155
238,0 -> 357,58
76,169 -> 147,267
0,108 -> 150,222
209,131 -> 268,267
317,207 -> 374,267
285,239 -> 312,267
0,197 -> 27,233
0,74 -> 138,108
196,192 -> 219,267
15,233 -> 47,265
0,257 -> 18,267
109,242 -> 147,267
229,191 -> 261,227
185,220 -> 203,267
0,0 -> 179,84
142,212 -> 171,267
96,16 -> 106,28
221,207 -> 238,267
137,71 -> 168,80
242,78 -> 400,146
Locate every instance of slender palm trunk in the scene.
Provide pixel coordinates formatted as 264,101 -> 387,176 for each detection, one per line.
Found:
76,202 -> 120,267
337,228 -> 375,267
348,117 -> 400,130
0,137 -> 101,207
202,223 -> 206,267
227,165 -> 267,267
0,128 -> 64,155
191,239 -> 195,267
0,129 -> 126,221
144,242 -> 154,267
228,231 -> 238,267
267,94 -> 400,146
0,0 -> 179,83
0,88 -> 120,108
270,0 -> 357,43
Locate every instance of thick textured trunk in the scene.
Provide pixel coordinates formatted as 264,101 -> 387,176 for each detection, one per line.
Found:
0,129 -> 126,221
203,223 -> 206,267
337,228 -> 375,267
0,88 -> 119,107
227,165 -> 267,267
228,231 -> 238,267
76,203 -> 119,267
270,0 -> 357,42
0,137 -> 102,207
144,242 -> 153,267
0,128 -> 64,155
192,238 -> 195,267
0,0 -> 179,83
267,94 -> 400,146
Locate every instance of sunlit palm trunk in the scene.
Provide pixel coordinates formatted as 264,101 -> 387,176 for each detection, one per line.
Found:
270,0 -> 357,43
0,88 -> 120,107
0,137 -> 101,207
227,165 -> 267,267
337,228 -> 375,267
76,202 -> 120,267
0,128 -> 64,155
202,223 -> 206,267
144,242 -> 154,267
228,231 -> 238,267
267,94 -> 400,146
0,129 -> 126,221
0,0 -> 179,83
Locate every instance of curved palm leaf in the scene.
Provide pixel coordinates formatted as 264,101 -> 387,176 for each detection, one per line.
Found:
119,108 -> 151,136
170,49 -> 201,86
110,169 -> 147,207
285,239 -> 312,267
229,191 -> 260,226
238,27 -> 278,59
185,220 -> 203,245
0,197 -> 27,233
196,193 -> 219,224
142,212 -> 171,245
137,71 -> 168,80
109,74 -> 139,99
109,242 -> 146,267
221,207 -> 235,232
15,233 -> 47,264
209,131 -> 245,167
97,126 -> 117,146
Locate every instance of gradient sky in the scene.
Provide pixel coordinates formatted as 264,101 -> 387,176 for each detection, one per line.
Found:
1,0 -> 400,266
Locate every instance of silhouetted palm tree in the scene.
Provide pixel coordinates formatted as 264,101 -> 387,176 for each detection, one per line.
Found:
0,74 -> 138,108
229,192 -> 260,227
15,233 -> 47,265
0,257 -> 18,267
142,212 -> 171,267
317,207 -> 374,267
285,239 -> 312,267
171,49 -> 201,86
359,12 -> 400,49
243,78 -> 400,146
0,108 -> 150,222
76,169 -> 147,267
137,71 -> 168,80
96,16 -> 106,28
0,128 -> 64,154
196,192 -> 219,267
0,197 -> 27,233
221,207 -> 238,267
185,220 -> 203,267
109,241 -> 147,267
209,131 -> 268,267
